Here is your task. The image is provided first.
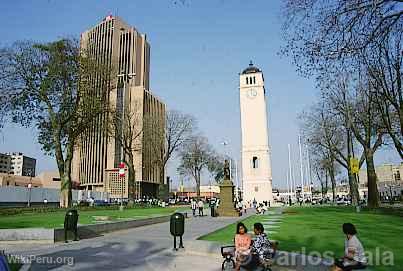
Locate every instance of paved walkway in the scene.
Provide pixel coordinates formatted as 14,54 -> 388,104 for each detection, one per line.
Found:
3,208 -> 251,271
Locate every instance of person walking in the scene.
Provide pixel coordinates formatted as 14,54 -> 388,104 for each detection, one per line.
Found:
191,199 -> 197,217
197,199 -> 204,216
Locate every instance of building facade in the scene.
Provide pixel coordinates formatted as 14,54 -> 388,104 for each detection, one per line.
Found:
0,153 -> 36,176
72,15 -> 165,199
358,163 -> 403,188
0,171 -> 60,188
239,62 -> 273,204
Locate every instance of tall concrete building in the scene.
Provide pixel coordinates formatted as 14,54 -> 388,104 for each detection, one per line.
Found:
72,15 -> 165,199
239,62 -> 273,204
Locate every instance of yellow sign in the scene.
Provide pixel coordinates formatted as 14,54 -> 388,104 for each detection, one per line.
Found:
350,157 -> 359,174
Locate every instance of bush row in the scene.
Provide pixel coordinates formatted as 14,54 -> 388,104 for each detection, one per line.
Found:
0,203 -> 163,216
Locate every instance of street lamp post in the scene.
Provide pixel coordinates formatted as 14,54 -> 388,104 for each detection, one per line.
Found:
117,42 -> 135,205
27,169 -> 33,208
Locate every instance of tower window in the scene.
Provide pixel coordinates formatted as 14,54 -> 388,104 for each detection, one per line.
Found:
252,156 -> 259,169
246,77 -> 248,85
253,76 -> 256,84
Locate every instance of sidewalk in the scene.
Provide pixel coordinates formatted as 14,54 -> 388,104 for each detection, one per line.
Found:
3,208 -> 252,270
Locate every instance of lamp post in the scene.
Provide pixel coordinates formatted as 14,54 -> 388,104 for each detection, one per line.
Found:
27,169 -> 33,208
119,162 -> 125,211
116,32 -> 136,205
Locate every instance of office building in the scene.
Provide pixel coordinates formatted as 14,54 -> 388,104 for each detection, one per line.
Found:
71,15 -> 165,199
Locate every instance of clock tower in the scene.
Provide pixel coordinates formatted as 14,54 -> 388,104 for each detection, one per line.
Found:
239,62 -> 273,204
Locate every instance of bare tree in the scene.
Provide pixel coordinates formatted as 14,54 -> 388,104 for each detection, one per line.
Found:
177,135 -> 215,199
281,0 -> 402,76
362,27 -> 403,158
106,100 -> 142,200
324,74 -> 387,208
0,39 -> 112,207
145,109 -> 195,197
312,160 -> 329,199
300,100 -> 362,205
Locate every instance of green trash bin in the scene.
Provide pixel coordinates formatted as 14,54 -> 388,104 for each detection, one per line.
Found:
170,212 -> 185,250
64,209 -> 79,243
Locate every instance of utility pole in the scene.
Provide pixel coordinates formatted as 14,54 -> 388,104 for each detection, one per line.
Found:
306,145 -> 312,197
286,169 -> 290,199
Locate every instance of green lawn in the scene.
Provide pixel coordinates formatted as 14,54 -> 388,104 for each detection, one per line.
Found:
0,206 -> 186,229
199,206 -> 403,271
7,257 -> 22,271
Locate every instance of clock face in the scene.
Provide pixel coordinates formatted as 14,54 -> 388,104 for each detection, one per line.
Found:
247,89 -> 258,99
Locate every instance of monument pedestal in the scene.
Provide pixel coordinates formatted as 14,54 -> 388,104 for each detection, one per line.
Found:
217,179 -> 239,217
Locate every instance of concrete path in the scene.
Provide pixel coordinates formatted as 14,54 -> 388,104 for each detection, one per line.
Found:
2,208 -> 251,271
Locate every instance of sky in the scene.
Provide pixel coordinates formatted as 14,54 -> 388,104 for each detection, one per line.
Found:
0,0 -> 401,190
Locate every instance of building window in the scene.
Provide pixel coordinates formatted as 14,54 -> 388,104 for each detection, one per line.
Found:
254,186 -> 258,192
6,181 -> 9,186
253,76 -> 256,84
252,156 -> 259,169
246,77 -> 248,85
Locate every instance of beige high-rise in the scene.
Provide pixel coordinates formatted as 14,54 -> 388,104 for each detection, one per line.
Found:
71,15 -> 165,199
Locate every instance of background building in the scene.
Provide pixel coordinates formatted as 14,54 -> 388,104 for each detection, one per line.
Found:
0,152 -> 36,176
359,163 -> 402,188
72,15 -> 165,199
0,171 -> 60,188
173,185 -> 220,200
0,153 -> 11,174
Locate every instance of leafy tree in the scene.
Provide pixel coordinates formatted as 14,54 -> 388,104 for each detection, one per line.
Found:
0,39 -> 112,207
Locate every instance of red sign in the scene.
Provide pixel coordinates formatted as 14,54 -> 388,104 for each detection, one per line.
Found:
119,162 -> 125,177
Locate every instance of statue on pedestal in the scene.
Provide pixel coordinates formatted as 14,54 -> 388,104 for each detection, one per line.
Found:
217,159 -> 239,217
223,159 -> 231,181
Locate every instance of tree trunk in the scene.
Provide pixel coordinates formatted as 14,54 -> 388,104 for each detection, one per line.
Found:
127,156 -> 136,200
59,142 -> 73,208
196,170 -> 201,199
157,165 -> 166,200
365,150 -> 380,208
329,163 -> 336,203
348,171 -> 360,205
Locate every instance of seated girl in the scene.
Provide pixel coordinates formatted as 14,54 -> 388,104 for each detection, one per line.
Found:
252,222 -> 275,263
234,222 -> 252,271
333,223 -> 367,271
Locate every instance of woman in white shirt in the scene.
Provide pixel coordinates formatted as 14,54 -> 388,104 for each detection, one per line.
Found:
334,223 -> 367,271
